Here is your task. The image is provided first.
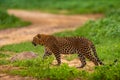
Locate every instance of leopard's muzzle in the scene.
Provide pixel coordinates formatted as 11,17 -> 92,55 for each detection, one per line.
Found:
32,41 -> 37,46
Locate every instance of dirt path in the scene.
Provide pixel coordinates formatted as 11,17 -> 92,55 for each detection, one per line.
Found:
0,65 -> 36,80
0,74 -> 36,80
0,9 -> 102,46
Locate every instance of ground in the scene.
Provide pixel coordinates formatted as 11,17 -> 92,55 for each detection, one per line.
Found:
0,9 -> 102,80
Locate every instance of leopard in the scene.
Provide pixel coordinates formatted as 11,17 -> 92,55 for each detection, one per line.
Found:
32,34 -> 104,68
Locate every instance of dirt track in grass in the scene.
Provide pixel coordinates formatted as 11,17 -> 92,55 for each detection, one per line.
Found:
0,9 -> 102,80
0,9 -> 102,46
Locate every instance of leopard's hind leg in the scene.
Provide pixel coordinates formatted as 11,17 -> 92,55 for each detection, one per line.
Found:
85,50 -> 99,66
77,53 -> 86,68
91,44 -> 104,65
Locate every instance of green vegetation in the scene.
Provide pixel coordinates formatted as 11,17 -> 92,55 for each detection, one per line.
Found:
65,54 -> 77,61
0,0 -> 120,14
0,0 -> 120,80
0,59 -> 9,65
0,9 -> 120,80
10,58 -> 86,80
0,0 -> 120,29
0,10 -> 30,30
90,65 -> 120,80
0,53 -> 9,58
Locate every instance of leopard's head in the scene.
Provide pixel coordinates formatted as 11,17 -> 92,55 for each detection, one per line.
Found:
32,34 -> 47,46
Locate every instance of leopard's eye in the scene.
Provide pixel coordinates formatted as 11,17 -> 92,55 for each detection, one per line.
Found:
37,34 -> 41,38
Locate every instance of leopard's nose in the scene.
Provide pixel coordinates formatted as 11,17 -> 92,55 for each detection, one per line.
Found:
32,42 -> 36,46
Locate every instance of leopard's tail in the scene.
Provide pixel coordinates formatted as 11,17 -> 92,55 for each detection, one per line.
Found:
91,44 -> 104,65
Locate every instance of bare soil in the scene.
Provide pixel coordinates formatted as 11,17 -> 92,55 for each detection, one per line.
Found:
0,9 -> 102,80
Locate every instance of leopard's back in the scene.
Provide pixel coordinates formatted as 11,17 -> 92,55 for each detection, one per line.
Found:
55,37 -> 93,54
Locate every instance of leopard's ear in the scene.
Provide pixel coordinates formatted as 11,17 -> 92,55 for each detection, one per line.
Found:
37,34 -> 41,38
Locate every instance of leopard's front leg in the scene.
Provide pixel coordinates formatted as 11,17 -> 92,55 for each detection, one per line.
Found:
49,44 -> 61,65
54,52 -> 61,65
43,47 -> 52,59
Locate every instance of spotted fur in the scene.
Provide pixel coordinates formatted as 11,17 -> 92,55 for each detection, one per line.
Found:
32,34 -> 104,68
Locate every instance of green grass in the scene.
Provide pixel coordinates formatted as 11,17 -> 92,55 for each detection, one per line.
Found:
0,10 -> 30,30
0,53 -> 10,58
90,65 -> 120,80
0,1 -> 120,79
65,54 -> 77,61
0,0 -> 120,14
0,59 -> 10,65
0,10 -> 120,80
10,57 -> 86,80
